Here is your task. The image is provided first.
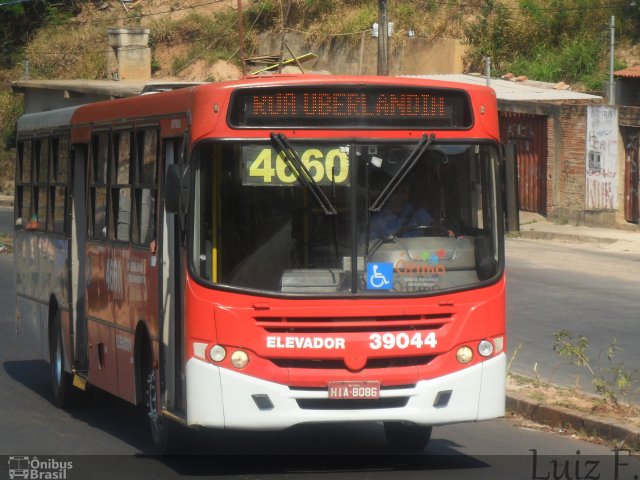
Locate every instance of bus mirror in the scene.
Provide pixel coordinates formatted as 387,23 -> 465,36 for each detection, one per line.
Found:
165,164 -> 189,213
181,166 -> 191,214
166,164 -> 182,214
503,143 -> 520,233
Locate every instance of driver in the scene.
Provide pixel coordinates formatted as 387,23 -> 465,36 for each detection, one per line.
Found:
369,182 -> 432,240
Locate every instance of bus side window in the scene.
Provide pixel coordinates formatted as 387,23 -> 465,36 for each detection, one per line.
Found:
110,130 -> 133,242
133,129 -> 158,246
28,139 -> 49,231
15,140 -> 32,228
49,136 -> 69,235
89,132 -> 109,240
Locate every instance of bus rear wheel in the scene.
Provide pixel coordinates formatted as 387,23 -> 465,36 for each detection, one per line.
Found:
49,311 -> 75,408
383,422 -> 432,451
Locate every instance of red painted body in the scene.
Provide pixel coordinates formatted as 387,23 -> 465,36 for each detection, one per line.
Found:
65,75 -> 504,408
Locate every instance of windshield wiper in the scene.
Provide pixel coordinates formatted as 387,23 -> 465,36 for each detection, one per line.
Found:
368,133 -> 436,213
270,132 -> 337,216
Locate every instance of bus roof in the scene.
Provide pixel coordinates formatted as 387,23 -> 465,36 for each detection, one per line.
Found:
17,105 -> 80,134
17,76 -> 498,139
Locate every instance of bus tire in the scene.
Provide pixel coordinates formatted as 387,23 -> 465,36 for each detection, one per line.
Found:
383,422 -> 432,451
49,310 -> 75,408
142,341 -> 181,454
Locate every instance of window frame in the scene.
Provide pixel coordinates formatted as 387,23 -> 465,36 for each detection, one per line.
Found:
109,129 -> 134,244
15,139 -> 33,230
32,138 -> 50,232
187,138 -> 506,299
88,131 -> 110,241
132,128 -> 160,247
48,135 -> 70,236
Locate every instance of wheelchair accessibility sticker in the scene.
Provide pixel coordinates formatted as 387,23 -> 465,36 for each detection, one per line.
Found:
367,263 -> 393,290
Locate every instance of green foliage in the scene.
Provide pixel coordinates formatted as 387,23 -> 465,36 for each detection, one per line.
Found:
151,56 -> 161,74
244,0 -> 280,31
0,89 -> 21,149
0,0 -> 79,69
464,0 -> 637,91
0,89 -> 21,194
509,34 -> 604,87
553,330 -> 639,410
336,3 -> 377,35
152,10 -> 241,75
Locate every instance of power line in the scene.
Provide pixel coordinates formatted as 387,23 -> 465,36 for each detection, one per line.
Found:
39,0 -> 230,27
17,0 -> 640,57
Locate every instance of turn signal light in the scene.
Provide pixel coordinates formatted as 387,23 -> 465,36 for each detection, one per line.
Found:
230,350 -> 249,369
456,346 -> 473,364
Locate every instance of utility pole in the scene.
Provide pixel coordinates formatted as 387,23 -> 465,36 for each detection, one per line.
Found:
377,0 -> 389,76
237,0 -> 246,76
609,15 -> 615,105
485,56 -> 491,87
277,0 -> 293,74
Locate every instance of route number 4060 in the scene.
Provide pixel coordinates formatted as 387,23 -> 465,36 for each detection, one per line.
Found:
369,332 -> 438,350
248,147 -> 349,185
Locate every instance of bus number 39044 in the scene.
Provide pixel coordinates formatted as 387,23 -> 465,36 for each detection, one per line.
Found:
369,332 -> 438,350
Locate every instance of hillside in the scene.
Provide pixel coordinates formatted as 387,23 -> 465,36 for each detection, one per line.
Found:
1,0 -> 639,196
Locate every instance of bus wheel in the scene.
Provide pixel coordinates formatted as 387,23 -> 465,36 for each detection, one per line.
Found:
383,422 -> 432,451
145,366 -> 180,454
49,311 -> 74,408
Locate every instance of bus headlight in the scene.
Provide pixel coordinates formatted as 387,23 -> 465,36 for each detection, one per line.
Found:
456,346 -> 473,364
478,340 -> 494,357
230,350 -> 250,369
209,345 -> 226,362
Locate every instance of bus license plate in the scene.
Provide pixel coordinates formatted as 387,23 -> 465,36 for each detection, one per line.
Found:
327,381 -> 380,399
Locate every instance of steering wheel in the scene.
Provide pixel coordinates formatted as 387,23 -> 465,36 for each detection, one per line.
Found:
395,225 -> 456,238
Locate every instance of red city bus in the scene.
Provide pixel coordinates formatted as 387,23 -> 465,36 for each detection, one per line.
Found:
14,75 -> 515,452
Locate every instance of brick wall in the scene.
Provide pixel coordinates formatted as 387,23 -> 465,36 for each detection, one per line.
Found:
554,104 -> 588,222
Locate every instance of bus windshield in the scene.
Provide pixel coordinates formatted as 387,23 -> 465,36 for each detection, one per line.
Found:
191,140 -> 501,295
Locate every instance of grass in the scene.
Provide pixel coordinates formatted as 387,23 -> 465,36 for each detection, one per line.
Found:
0,233 -> 13,254
150,11 -> 241,76
25,23 -> 108,80
508,372 -> 640,424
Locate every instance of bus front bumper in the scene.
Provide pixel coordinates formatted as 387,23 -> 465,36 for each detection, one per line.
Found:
185,352 -> 506,430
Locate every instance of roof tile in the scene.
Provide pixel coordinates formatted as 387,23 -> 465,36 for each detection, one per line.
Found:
614,66 -> 640,78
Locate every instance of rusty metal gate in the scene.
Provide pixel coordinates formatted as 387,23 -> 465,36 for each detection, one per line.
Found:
621,126 -> 639,223
499,112 -> 548,215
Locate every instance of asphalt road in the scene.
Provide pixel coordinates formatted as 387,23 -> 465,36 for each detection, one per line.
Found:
506,237 -> 640,402
0,207 -> 12,237
1,210 -> 639,476
2,238 -> 640,478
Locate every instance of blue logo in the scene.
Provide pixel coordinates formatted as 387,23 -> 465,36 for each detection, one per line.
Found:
367,263 -> 393,290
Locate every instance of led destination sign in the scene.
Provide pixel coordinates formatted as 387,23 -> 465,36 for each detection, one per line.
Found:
228,86 -> 473,129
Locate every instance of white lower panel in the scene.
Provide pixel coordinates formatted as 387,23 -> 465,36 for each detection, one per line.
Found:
185,353 -> 506,430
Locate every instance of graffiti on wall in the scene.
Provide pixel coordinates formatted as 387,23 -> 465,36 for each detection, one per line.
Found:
585,106 -> 618,210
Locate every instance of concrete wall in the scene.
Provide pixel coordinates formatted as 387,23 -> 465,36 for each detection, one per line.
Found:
498,101 -> 640,226
107,28 -> 151,81
255,32 -> 467,75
